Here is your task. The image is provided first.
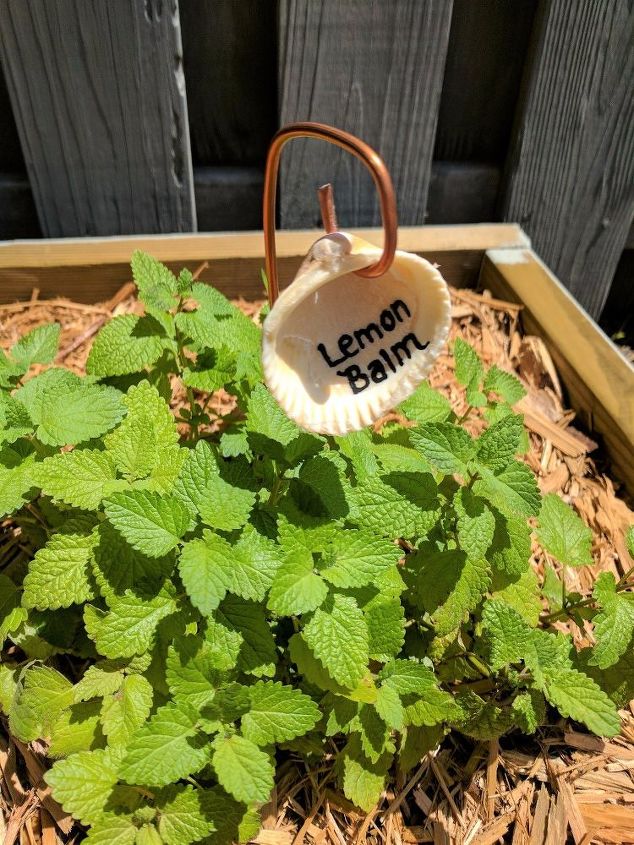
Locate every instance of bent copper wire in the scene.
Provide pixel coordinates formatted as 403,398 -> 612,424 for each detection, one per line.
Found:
262,121 -> 398,306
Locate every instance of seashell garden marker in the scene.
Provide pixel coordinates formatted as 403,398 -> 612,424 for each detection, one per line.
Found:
262,123 -> 451,436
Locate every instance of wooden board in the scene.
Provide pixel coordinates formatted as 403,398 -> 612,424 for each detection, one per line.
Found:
180,0 -> 276,167
0,0 -> 196,237
0,224 -> 529,303
501,0 -> 634,320
278,0 -> 453,228
481,249 -> 634,493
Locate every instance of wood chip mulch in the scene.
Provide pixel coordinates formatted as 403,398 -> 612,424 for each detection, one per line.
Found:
0,277 -> 632,844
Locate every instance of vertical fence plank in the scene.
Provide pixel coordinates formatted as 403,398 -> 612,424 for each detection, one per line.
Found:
0,0 -> 196,237
501,0 -> 634,319
278,0 -> 453,229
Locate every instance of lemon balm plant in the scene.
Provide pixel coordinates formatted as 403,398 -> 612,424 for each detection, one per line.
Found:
0,253 -> 632,843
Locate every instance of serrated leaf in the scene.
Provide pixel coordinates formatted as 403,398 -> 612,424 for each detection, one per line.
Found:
173,439 -> 218,510
589,572 -> 634,669
32,448 -> 120,510
349,471 -> 439,539
268,550 -> 328,616
45,747 -> 120,824
491,566 -> 542,625
0,440 -> 37,517
378,660 -> 456,727
342,735 -> 389,811
16,370 -> 125,446
87,315 -> 166,377
542,667 -> 620,736
212,734 -> 274,804
483,365 -> 526,404
409,423 -> 474,476
105,380 -> 180,486
131,251 -> 178,313
23,525 -> 97,610
489,511 -> 532,578
320,528 -> 401,588
0,393 -> 33,445
199,471 -> 256,532
398,724 -> 445,774
49,699 -> 104,757
73,664 -> 124,702
178,532 -> 233,614
303,594 -> 369,688
227,525 -> 283,601
82,812 -> 137,844
120,702 -> 208,786
398,381 -> 452,424
289,633 -> 350,696
219,595 -> 278,677
452,689 -> 513,739
10,665 -> 75,742
472,461 -> 540,518
246,383 -> 323,464
183,346 -> 236,392
481,599 -> 533,670
511,689 -> 545,734
356,704 -> 391,763
454,488 -> 495,559
375,684 -> 404,730
101,673 -> 153,747
364,595 -> 405,661
415,550 -> 490,635
454,338 -> 483,388
297,452 -> 350,518
536,493 -> 593,567
11,322 -> 61,367
156,784 -> 216,845
242,680 -> 320,745
0,574 -> 27,643
166,635 -> 220,707
476,414 -> 524,471
104,489 -> 190,557
203,614 -> 243,672
84,585 -> 176,659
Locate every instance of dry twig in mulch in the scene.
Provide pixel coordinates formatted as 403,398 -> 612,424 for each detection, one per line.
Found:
0,279 -> 632,844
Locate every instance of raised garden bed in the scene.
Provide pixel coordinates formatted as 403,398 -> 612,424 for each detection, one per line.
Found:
0,225 -> 632,844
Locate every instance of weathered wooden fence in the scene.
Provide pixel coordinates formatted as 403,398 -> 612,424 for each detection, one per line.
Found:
0,0 -> 632,323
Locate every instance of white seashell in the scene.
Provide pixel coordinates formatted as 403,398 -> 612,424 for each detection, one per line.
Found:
262,233 -> 451,436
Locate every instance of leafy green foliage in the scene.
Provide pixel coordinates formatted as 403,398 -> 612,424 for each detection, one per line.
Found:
0,256 -> 626,840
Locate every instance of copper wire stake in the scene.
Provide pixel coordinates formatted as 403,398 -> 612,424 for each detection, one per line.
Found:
262,121 -> 397,306
318,183 -> 338,234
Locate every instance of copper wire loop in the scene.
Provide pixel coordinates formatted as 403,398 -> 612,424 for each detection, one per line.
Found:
263,122 -> 398,306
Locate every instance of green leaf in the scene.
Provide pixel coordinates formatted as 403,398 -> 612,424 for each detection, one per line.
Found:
511,689 -> 545,734
268,550 -> 328,616
415,550 -> 490,636
475,414 -> 524,472
536,493 -> 593,567
379,660 -> 456,727
246,383 -> 323,463
87,315 -> 166,377
349,471 -> 439,539
398,381 -> 452,424
542,668 -> 620,737
11,322 -> 61,367
453,488 -> 495,560
481,599 -> 533,670
173,439 -> 217,510
104,490 -> 190,557
131,251 -> 178,313
363,595 -> 406,661
211,734 -> 274,804
0,441 -> 37,517
178,532 -> 233,614
16,369 -> 125,446
303,594 -> 369,688
489,512 -> 532,578
105,380 -> 181,486
73,664 -> 124,701
23,524 -> 97,610
452,690 -> 513,740
0,574 -> 27,643
398,725 -> 444,774
320,528 -> 401,588
374,684 -> 404,731
45,747 -> 120,825
182,347 -> 236,392
101,673 -> 153,747
472,461 -> 540,518
166,635 -> 220,708
84,586 -> 176,659
454,338 -> 483,388
219,595 -> 278,677
242,680 -> 320,745
156,784 -> 216,845
10,665 -> 75,742
32,448 -> 121,510
49,700 -> 104,757
409,423 -> 474,475
199,471 -> 256,532
120,702 -> 208,786
491,566 -> 542,625
227,526 -> 283,602
356,704 -> 391,763
589,573 -> 634,669
341,735 -> 389,811
0,393 -> 33,445
289,633 -> 350,696
82,813 -> 137,845
483,365 -> 526,404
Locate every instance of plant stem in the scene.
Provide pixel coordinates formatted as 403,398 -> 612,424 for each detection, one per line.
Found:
457,405 -> 473,424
